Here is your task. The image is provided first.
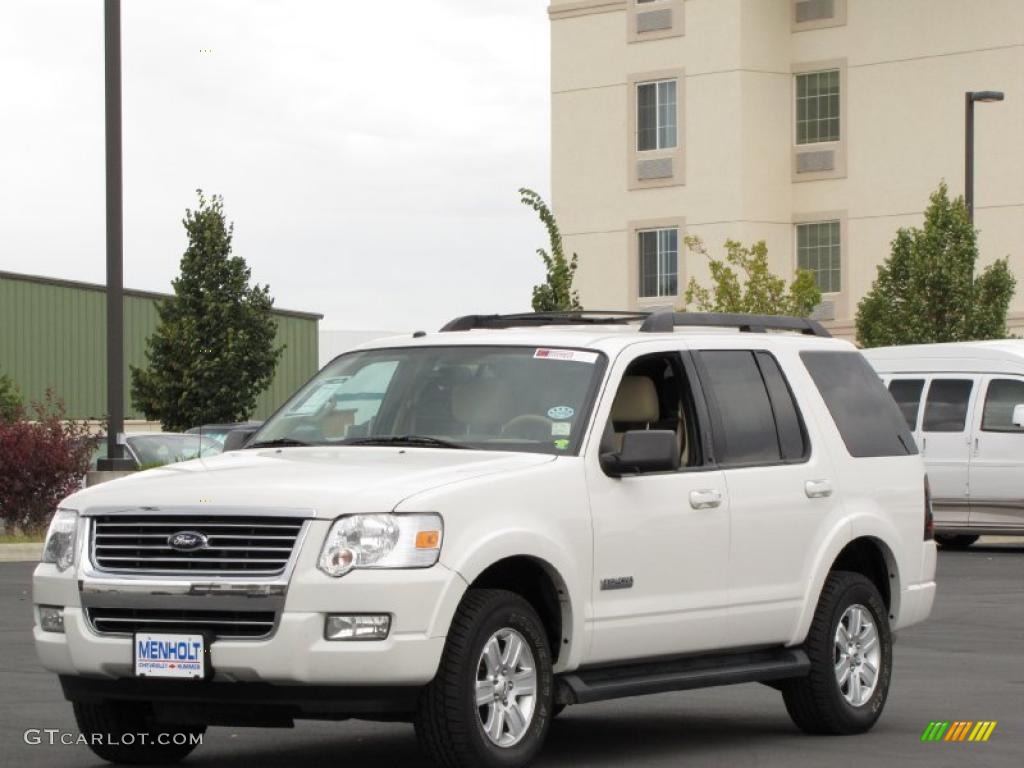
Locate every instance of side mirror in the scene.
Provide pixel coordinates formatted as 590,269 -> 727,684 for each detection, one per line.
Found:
1012,404 -> 1024,428
600,430 -> 679,477
224,427 -> 258,452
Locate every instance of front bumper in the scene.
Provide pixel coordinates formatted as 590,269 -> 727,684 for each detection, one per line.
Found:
33,560 -> 467,687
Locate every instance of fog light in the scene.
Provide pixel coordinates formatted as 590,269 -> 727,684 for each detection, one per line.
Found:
325,614 -> 391,641
39,606 -> 65,633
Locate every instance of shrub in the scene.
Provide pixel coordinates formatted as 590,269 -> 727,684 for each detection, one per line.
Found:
0,392 -> 98,535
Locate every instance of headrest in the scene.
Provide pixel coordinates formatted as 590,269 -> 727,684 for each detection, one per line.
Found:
611,376 -> 660,423
452,377 -> 513,425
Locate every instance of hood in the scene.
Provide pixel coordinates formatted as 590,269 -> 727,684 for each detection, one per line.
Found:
66,447 -> 555,516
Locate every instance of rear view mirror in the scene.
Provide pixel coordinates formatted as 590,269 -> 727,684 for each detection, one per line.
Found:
1012,404 -> 1024,428
224,428 -> 258,452
600,430 -> 679,477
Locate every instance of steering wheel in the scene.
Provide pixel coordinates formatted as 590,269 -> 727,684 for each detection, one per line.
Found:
501,414 -> 555,441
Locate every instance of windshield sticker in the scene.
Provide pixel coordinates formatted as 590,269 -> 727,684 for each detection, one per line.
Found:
551,422 -> 572,437
553,438 -> 571,451
534,348 -> 599,364
547,405 -> 575,420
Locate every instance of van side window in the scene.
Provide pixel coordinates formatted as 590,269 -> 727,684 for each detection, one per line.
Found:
981,379 -> 1024,432
888,379 -> 925,430
698,350 -> 805,465
800,351 -> 916,457
922,380 -> 973,433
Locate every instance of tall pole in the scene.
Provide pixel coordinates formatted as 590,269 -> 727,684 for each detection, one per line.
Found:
100,0 -> 132,470
965,92 -> 975,224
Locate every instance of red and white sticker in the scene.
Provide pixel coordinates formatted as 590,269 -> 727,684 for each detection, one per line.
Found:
533,348 -> 599,364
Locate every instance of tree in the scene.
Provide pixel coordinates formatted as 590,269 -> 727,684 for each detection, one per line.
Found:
131,191 -> 283,431
0,392 -> 97,535
0,373 -> 21,423
682,236 -> 821,317
519,188 -> 583,312
856,182 -> 1016,347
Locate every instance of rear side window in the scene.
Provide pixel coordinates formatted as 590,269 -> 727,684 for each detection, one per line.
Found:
922,379 -> 973,433
888,379 -> 925,430
698,350 -> 808,465
982,378 -> 1024,432
801,351 -> 917,457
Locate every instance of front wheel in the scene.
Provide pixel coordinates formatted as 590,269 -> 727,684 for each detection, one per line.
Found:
73,700 -> 205,764
782,571 -> 892,735
415,588 -> 554,768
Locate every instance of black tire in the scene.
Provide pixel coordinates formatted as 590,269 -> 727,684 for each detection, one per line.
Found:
73,700 -> 205,765
782,571 -> 893,735
415,588 -> 554,768
935,534 -> 979,549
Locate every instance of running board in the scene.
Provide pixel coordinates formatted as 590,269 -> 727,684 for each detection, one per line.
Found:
556,647 -> 810,706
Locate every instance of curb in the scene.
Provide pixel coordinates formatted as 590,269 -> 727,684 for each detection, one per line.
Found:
0,543 -> 43,562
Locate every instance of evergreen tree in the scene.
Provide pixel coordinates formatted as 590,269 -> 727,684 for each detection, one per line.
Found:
519,188 -> 583,312
131,191 -> 283,431
856,182 -> 1015,347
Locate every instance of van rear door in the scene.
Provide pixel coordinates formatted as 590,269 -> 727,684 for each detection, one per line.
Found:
968,375 -> 1024,535
919,377 -> 978,526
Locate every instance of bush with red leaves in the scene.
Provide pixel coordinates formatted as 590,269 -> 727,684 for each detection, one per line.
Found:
0,392 -> 99,535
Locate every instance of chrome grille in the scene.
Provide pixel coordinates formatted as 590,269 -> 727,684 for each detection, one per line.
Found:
87,607 -> 276,638
91,514 -> 304,575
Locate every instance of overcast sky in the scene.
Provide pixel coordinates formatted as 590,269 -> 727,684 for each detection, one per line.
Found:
0,0 -> 551,331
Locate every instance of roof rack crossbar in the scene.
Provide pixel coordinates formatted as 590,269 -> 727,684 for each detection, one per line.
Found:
639,311 -> 831,338
440,311 -> 653,332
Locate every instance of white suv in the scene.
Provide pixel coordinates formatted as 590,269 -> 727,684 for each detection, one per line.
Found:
33,311 -> 937,768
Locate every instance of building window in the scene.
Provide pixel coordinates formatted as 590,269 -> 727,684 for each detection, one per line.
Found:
638,228 -> 678,298
637,80 -> 677,151
796,220 -> 841,293
795,69 -> 839,145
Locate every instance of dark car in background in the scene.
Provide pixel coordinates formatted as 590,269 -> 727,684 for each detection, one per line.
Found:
185,421 -> 263,446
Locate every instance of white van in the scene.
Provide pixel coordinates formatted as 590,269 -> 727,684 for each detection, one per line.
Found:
864,340 -> 1024,548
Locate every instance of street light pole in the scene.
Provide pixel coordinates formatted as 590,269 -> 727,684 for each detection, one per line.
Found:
965,90 -> 1005,225
99,0 -> 133,471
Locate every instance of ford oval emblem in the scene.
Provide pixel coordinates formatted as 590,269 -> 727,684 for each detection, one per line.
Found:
167,531 -> 208,552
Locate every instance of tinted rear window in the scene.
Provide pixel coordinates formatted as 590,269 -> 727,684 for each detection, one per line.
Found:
922,379 -> 973,433
801,351 -> 917,457
888,379 -> 925,430
699,351 -> 782,464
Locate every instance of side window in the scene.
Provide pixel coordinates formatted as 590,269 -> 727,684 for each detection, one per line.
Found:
800,351 -> 916,457
888,379 -> 925,430
698,351 -> 782,465
604,353 -> 704,469
922,379 -> 973,433
754,351 -> 809,461
981,378 -> 1024,432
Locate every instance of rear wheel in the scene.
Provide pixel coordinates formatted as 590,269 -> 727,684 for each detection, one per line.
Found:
935,534 -> 979,549
415,589 -> 554,768
73,700 -> 205,764
782,571 -> 892,735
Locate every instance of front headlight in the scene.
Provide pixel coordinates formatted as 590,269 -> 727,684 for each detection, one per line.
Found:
318,513 -> 443,578
41,509 -> 78,572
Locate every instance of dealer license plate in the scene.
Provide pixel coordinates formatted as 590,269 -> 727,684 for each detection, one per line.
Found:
134,633 -> 205,679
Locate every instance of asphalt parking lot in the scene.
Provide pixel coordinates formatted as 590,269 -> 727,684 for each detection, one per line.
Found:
1,541 -> 1021,768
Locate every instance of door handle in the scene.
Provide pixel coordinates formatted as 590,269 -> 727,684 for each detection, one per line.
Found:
689,489 -> 722,509
805,479 -> 833,499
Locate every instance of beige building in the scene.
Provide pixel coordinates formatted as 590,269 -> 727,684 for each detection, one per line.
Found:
549,0 -> 1024,338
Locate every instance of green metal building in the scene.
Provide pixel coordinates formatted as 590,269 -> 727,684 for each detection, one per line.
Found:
0,271 -> 321,421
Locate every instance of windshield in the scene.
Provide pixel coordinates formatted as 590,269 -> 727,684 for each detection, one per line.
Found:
128,434 -> 223,467
251,345 -> 605,455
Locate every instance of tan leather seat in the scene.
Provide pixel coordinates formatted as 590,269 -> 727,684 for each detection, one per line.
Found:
609,376 -> 660,449
452,378 -> 514,433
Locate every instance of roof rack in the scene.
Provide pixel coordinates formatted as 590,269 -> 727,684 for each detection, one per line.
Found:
639,311 -> 831,337
440,311 -> 652,332
438,310 -> 831,338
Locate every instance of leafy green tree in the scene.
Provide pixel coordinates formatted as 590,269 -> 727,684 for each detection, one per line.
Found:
856,182 -> 1016,347
131,191 -> 283,431
519,188 -> 583,312
0,373 -> 22,423
683,236 -> 821,317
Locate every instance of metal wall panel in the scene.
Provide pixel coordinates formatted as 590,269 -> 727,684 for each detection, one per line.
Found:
0,273 -> 319,423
